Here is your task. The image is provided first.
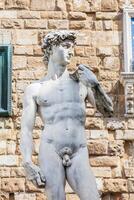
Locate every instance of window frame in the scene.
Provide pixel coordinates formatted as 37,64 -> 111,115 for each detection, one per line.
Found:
123,6 -> 134,73
0,45 -> 12,117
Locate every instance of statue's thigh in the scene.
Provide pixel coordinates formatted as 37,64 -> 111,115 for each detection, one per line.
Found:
39,142 -> 66,200
66,147 -> 100,200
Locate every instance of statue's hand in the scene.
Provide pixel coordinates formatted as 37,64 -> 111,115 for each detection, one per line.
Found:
23,162 -> 46,188
78,64 -> 99,88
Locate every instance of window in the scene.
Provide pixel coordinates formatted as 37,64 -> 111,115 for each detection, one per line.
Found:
121,4 -> 134,115
0,45 -> 12,116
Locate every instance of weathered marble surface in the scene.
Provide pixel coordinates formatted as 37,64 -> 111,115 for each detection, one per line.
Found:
20,31 -> 113,200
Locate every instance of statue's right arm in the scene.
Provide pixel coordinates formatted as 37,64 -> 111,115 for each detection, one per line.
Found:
20,84 -> 46,187
20,84 -> 37,164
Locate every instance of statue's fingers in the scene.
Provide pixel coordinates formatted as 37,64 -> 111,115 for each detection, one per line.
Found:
36,176 -> 45,188
78,64 -> 85,71
39,171 -> 46,183
78,70 -> 83,75
36,176 -> 43,186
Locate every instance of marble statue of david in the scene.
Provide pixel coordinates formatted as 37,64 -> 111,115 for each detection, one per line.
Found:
20,31 -> 113,200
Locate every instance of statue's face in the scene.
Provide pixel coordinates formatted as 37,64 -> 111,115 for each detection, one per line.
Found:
51,40 -> 74,66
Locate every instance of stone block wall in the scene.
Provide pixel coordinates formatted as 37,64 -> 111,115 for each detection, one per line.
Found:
0,0 -> 134,199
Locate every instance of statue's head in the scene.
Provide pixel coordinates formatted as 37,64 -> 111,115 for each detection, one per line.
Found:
42,30 -> 76,65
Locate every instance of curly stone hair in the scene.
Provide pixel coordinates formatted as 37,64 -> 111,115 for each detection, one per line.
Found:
41,30 -> 76,64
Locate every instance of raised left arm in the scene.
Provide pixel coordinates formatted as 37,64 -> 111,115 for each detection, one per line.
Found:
77,64 -> 113,117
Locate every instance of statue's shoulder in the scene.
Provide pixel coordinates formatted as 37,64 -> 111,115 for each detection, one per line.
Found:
24,82 -> 41,98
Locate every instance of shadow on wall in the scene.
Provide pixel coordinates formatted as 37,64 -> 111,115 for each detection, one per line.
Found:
110,80 -> 125,118
102,193 -> 122,200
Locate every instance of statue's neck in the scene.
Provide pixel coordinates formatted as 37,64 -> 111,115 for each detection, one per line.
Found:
47,59 -> 68,80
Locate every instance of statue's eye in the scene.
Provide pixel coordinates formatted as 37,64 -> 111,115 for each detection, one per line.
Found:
61,43 -> 71,49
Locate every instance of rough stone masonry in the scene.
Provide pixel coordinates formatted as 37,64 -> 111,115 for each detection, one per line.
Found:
0,0 -> 134,199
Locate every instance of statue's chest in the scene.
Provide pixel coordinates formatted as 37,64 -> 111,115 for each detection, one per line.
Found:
37,79 -> 82,106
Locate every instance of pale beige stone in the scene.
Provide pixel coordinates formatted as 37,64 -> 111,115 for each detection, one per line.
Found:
41,11 -> 62,19
128,179 -> 134,192
99,71 -> 118,81
17,70 -> 35,80
15,30 -> 38,45
4,118 -> 14,129
0,155 -> 18,166
0,192 -> 9,200
0,168 -> 10,177
0,29 -> 11,44
14,45 -> 33,55
90,156 -> 118,167
84,47 -> 96,56
16,81 -> 29,93
112,46 -> 120,56
17,11 -> 40,19
79,56 -> 100,68
86,108 -> 96,116
36,193 -> 47,200
24,19 -> 47,29
66,194 -> 79,200
11,167 -> 25,177
0,130 -> 16,141
0,141 -> 6,155
33,139 -> 40,154
76,31 -> 91,46
124,130 -> 134,140
74,46 -> 85,56
27,57 -> 44,68
115,130 -> 124,139
56,0 -> 66,11
130,194 -> 134,200
112,164 -> 122,178
6,0 -> 30,9
0,11 -> 17,18
88,140 -> 108,155
33,45 -> 43,56
65,182 -> 73,193
92,167 -> 112,177
103,20 -> 113,30
13,56 -> 27,70
0,121 -> 4,129
69,12 -> 87,20
107,120 -> 126,130
1,178 -> 25,192
95,20 -> 103,31
89,0 -> 101,12
14,193 -> 36,200
25,180 -> 42,192
103,57 -> 120,70
48,20 -> 69,29
101,0 -> 118,11
108,140 -> 124,157
104,179 -> 128,192
124,167 -> 134,178
72,0 -> 90,12
127,119 -> 134,129
7,141 -> 16,154
96,12 -> 118,19
91,31 -> 121,46
0,0 -> 5,9
69,21 -> 86,29
90,130 -> 108,139
85,118 -> 104,129
31,0 -> 55,11
2,19 -> 23,28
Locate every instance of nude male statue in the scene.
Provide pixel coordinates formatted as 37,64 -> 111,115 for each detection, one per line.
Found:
20,31 -> 113,200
